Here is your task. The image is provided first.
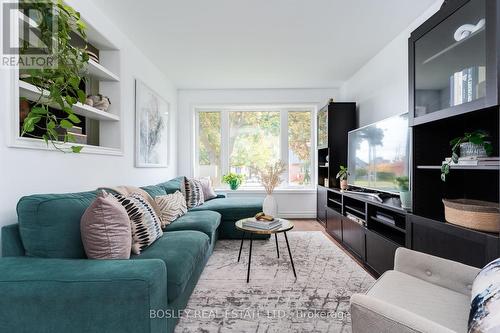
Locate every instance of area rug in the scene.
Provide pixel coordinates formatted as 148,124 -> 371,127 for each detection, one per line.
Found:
175,231 -> 375,333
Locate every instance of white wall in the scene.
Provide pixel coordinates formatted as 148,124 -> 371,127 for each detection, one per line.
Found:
177,88 -> 339,218
340,0 -> 443,126
0,0 -> 178,245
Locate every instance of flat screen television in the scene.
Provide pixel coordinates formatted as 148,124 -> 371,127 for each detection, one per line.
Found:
347,113 -> 410,194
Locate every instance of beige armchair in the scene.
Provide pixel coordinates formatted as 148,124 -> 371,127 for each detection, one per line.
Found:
350,248 -> 480,333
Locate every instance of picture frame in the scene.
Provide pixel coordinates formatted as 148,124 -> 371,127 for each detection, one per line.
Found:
135,79 -> 170,168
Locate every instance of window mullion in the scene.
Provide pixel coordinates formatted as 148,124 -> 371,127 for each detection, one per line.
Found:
220,110 -> 229,179
281,110 -> 289,187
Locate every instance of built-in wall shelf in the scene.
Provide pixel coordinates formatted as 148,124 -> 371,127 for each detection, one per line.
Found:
417,165 -> 500,170
19,81 -> 120,122
86,59 -> 120,82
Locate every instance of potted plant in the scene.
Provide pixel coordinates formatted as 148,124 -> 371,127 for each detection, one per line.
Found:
336,165 -> 350,190
256,160 -> 287,217
222,173 -> 245,190
441,130 -> 493,181
20,0 -> 90,153
396,176 -> 411,209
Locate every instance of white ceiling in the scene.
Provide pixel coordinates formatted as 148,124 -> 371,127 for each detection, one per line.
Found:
91,0 -> 438,89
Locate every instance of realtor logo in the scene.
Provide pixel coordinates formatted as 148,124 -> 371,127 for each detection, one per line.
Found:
1,0 -> 58,68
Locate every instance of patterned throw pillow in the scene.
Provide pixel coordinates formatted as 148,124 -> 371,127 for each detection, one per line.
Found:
155,191 -> 187,228
114,193 -> 163,255
184,177 -> 205,208
469,258 -> 500,333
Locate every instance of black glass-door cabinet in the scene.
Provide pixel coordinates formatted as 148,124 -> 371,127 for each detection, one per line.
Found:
409,0 -> 500,125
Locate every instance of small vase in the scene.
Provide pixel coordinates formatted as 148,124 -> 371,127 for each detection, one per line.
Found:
340,179 -> 348,190
399,191 -> 412,210
263,194 -> 278,217
229,181 -> 240,190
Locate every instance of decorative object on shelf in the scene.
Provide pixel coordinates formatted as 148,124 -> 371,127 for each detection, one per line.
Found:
257,160 -> 286,217
443,199 -> 500,233
324,178 -> 329,188
395,176 -> 411,210
86,50 -> 99,63
19,99 -> 30,123
454,19 -> 485,42
86,94 -> 111,111
222,172 -> 244,191
85,97 -> 94,107
135,79 -> 170,168
441,130 -> 493,181
336,165 -> 350,190
19,1 -> 89,153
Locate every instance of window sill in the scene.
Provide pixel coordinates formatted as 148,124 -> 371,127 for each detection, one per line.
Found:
215,187 -> 317,194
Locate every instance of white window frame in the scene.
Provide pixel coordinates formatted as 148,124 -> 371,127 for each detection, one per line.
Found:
194,104 -> 317,190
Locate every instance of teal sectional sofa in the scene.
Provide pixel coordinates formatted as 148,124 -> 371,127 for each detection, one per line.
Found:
0,177 -> 264,333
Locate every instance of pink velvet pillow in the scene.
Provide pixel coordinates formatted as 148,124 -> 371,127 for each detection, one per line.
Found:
80,190 -> 132,259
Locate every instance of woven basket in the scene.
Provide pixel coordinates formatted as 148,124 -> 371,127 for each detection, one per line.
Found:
443,199 -> 500,233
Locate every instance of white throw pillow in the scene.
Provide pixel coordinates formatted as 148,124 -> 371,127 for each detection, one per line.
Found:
155,191 -> 188,228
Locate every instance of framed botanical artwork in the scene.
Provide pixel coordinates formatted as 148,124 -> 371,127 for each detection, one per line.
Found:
135,79 -> 169,168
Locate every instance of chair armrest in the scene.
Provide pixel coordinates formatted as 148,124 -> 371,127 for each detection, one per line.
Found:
0,257 -> 168,333
351,294 -> 455,333
394,247 -> 480,295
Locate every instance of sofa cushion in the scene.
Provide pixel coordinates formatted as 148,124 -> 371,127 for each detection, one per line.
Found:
190,197 -> 263,222
164,211 -> 221,243
132,230 -> 209,303
158,177 -> 186,195
469,258 -> 500,333
141,184 -> 167,198
368,270 -> 470,333
17,191 -> 98,258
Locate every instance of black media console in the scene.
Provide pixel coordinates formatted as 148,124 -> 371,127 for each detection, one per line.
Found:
320,186 -> 407,277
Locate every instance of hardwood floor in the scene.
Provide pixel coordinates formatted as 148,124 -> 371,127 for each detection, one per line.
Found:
289,219 -> 377,278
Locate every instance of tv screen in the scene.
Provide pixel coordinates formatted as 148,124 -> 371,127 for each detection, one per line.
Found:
348,113 -> 410,194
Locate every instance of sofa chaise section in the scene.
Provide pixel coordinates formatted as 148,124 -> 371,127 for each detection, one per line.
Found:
0,256 -> 167,333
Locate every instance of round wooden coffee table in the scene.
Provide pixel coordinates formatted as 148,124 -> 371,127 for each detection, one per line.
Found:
235,218 -> 296,282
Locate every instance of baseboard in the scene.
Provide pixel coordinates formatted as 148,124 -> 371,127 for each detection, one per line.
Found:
278,211 -> 316,219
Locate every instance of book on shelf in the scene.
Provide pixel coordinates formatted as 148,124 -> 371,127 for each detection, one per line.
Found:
375,213 -> 395,225
443,156 -> 500,166
242,219 -> 283,230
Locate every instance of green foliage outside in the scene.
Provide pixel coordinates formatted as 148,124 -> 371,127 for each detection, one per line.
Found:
198,111 -> 312,185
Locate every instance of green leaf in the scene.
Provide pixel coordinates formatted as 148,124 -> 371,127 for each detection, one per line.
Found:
60,119 -> 73,129
69,77 -> 80,90
68,113 -> 81,124
77,90 -> 86,103
71,146 -> 83,153
451,152 -> 459,163
441,173 -> 446,182
484,142 -> 494,156
31,106 -> 47,115
42,134 -> 49,145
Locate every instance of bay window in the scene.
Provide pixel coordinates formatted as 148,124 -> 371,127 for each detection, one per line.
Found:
196,106 -> 314,189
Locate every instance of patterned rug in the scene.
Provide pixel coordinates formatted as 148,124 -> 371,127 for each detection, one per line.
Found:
175,231 -> 374,333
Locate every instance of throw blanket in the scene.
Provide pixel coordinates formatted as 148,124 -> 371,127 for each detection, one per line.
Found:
100,186 -> 162,218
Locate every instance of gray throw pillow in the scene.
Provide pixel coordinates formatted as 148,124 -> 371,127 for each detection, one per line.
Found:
80,190 -> 132,259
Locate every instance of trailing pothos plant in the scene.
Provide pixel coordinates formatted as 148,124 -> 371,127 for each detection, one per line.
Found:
20,0 -> 89,153
441,130 -> 493,181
